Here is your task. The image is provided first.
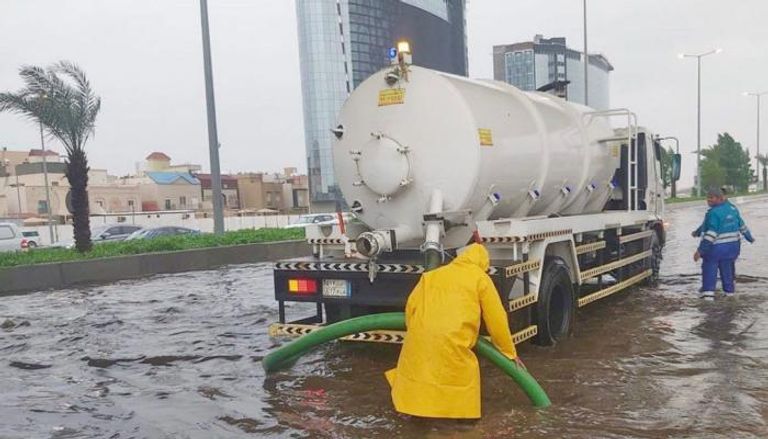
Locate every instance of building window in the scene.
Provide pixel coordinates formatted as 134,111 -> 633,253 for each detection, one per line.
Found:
266,192 -> 273,204
128,199 -> 135,209
95,199 -> 105,208
37,200 -> 49,214
179,196 -> 187,208
505,50 -> 535,91
164,199 -> 172,210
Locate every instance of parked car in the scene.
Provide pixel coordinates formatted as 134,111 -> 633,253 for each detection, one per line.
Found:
0,222 -> 26,253
21,230 -> 40,248
125,226 -> 200,241
53,224 -> 144,249
92,224 -> 144,242
283,213 -> 354,229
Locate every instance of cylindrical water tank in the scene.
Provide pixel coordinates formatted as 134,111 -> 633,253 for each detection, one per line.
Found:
333,66 -> 619,249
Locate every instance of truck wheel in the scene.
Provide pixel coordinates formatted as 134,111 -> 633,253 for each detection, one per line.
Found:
533,257 -> 575,346
642,232 -> 662,286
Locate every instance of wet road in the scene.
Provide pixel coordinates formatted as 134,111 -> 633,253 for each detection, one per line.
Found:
2,199 -> 768,438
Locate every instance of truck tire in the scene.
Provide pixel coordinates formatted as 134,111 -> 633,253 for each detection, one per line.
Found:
642,232 -> 662,286
533,257 -> 575,346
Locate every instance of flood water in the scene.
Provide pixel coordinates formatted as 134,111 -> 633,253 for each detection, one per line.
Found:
2,199 -> 768,438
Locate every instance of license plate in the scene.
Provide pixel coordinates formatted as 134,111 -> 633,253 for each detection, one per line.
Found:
323,279 -> 350,297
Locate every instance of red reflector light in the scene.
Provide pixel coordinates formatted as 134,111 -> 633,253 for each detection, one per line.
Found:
288,278 -> 317,294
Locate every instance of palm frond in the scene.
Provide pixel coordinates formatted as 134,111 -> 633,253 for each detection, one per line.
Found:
2,61 -> 100,252
0,92 -> 39,120
1,61 -> 100,156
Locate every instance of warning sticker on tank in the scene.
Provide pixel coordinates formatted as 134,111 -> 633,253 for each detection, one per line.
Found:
378,88 -> 406,106
478,128 -> 494,146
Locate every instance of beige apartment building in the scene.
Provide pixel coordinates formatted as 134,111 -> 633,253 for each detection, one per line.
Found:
139,172 -> 201,211
1,149 -> 141,219
2,148 -> 308,218
235,169 -> 309,213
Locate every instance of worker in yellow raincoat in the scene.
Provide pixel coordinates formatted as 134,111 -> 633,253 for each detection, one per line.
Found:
385,243 -> 523,419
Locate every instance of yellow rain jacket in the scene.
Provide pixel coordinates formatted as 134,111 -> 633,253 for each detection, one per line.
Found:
385,243 -> 518,419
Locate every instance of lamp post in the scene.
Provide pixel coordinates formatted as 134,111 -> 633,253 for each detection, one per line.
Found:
13,174 -> 23,217
743,91 -> 767,191
37,92 -> 56,243
679,49 -> 721,197
583,0 -> 589,106
199,0 -> 225,234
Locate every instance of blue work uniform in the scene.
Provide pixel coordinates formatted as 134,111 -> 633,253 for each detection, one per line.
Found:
698,201 -> 754,293
692,200 -> 750,238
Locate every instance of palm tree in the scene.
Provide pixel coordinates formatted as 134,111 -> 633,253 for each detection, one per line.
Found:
0,61 -> 101,252
758,154 -> 768,192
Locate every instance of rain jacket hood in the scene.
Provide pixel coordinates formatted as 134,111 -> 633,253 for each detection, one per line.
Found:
385,243 -> 517,419
454,243 -> 490,272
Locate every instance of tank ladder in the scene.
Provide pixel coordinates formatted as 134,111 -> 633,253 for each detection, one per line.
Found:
583,108 -> 640,211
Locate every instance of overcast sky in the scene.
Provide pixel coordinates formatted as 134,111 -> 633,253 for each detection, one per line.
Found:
1,1 -> 767,187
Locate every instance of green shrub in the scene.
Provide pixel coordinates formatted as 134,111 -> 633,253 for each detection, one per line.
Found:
0,228 -> 305,268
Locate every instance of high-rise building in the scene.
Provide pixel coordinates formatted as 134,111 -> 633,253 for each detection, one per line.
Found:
493,35 -> 613,110
296,0 -> 467,208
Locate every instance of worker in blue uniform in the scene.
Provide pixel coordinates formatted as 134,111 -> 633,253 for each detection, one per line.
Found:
693,188 -> 754,300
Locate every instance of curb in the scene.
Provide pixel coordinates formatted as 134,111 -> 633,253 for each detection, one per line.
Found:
0,240 -> 311,296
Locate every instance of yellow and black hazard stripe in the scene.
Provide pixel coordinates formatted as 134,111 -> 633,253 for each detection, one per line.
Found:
525,229 -> 573,242
481,229 -> 573,244
618,230 -> 654,244
269,323 -> 538,346
274,262 -> 424,274
307,238 -> 347,245
268,323 -> 405,344
508,293 -> 538,312
275,262 -> 502,276
580,250 -> 651,280
504,259 -> 541,278
577,269 -> 651,307
481,236 -> 519,244
342,330 -> 405,344
512,325 -> 538,344
575,240 -> 607,255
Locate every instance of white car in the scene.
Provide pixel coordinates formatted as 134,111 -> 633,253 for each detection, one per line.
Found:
283,213 -> 354,229
0,223 -> 27,253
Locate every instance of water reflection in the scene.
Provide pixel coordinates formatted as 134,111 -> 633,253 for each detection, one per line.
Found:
0,200 -> 767,438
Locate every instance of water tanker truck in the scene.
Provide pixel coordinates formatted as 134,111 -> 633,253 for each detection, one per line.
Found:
270,58 -> 681,347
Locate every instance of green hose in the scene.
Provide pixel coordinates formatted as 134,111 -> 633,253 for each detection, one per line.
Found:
263,312 -> 551,408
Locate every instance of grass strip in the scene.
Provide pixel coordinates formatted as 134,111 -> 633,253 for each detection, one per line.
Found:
0,228 -> 304,268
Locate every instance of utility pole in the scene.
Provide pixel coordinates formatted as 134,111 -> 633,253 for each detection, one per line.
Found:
199,0 -> 225,234
12,171 -> 23,216
744,91 -> 767,191
583,0 -> 589,107
38,93 -> 55,244
680,49 -> 721,197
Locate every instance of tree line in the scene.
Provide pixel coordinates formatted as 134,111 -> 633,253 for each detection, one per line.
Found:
661,132 -> 762,196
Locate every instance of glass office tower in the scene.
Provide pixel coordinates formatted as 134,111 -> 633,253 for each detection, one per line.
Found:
493,35 -> 613,111
296,0 -> 467,208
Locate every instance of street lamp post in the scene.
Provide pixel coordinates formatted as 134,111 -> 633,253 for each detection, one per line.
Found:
743,91 -> 767,191
14,174 -> 23,217
199,0 -> 225,234
37,93 -> 56,244
583,0 -> 589,107
679,49 -> 721,197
